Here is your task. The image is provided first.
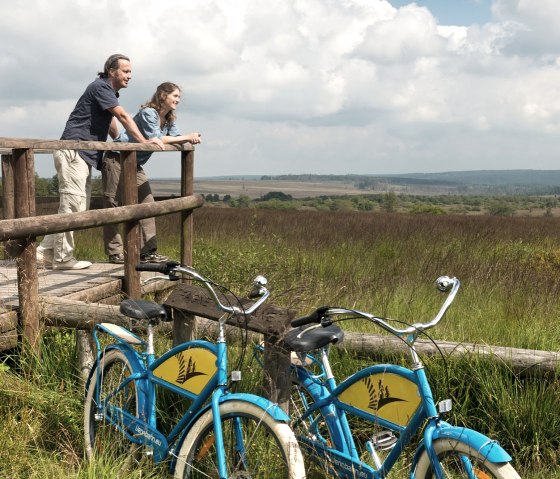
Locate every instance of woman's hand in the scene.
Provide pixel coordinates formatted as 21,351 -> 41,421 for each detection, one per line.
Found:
187,132 -> 202,144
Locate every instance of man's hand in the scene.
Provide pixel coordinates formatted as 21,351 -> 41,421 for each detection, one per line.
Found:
147,137 -> 165,149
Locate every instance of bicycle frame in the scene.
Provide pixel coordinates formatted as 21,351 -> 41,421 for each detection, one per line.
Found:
88,315 -> 290,477
285,277 -> 513,479
292,355 -> 511,479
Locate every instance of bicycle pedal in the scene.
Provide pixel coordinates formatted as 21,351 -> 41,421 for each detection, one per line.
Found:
370,430 -> 398,450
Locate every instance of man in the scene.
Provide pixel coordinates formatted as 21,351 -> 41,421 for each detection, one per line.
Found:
37,54 -> 164,270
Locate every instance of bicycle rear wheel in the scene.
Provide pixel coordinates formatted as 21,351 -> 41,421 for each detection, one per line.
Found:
290,378 -> 339,477
174,400 -> 306,479
414,438 -> 521,479
84,349 -> 141,463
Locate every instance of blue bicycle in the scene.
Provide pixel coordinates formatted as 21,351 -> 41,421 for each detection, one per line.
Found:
281,276 -> 520,479
83,261 -> 306,478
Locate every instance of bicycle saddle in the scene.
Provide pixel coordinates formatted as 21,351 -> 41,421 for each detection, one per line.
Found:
283,324 -> 344,353
120,299 -> 168,323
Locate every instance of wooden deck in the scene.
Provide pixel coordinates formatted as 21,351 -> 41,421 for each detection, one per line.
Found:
0,260 -> 125,312
0,260 -> 169,351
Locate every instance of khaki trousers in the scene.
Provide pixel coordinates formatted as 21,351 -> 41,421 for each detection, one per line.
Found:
39,150 -> 91,263
101,154 -> 157,256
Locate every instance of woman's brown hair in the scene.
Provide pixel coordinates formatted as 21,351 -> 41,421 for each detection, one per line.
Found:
141,82 -> 181,124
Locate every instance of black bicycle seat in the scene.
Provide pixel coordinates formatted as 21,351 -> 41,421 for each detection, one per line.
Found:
283,324 -> 344,353
120,299 -> 168,322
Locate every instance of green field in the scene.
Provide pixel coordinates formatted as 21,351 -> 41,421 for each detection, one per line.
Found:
1,207 -> 559,477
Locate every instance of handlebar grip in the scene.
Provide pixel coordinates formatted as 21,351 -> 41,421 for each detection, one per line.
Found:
291,306 -> 330,327
248,286 -> 263,299
135,261 -> 180,274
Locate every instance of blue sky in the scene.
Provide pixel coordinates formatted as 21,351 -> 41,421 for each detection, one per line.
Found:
1,0 -> 560,179
388,0 -> 493,25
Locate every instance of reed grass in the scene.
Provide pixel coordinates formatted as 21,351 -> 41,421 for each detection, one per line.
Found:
2,207 -> 559,477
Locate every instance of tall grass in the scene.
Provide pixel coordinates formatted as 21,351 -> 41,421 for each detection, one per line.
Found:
161,208 -> 559,475
2,207 -> 559,477
155,208 -> 560,350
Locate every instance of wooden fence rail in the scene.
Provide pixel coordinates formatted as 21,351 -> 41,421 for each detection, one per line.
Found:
339,332 -> 560,374
0,137 -> 200,352
0,194 -> 204,241
2,137 -> 556,414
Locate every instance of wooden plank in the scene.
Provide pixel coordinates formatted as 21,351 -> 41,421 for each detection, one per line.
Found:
165,282 -> 295,412
0,311 -> 17,334
164,283 -> 295,337
0,262 -> 173,307
0,194 -> 204,242
63,279 -> 123,302
0,264 -> 174,351
39,296 -> 130,329
0,262 -> 121,306
0,330 -> 17,350
339,332 -> 560,373
0,138 -> 194,152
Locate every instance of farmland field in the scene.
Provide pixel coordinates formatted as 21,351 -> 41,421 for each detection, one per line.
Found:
151,178 -> 369,198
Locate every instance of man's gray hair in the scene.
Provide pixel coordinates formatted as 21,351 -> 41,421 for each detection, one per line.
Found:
98,54 -> 130,78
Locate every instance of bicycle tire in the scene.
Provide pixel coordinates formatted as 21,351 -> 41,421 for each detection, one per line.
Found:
84,349 -> 142,464
174,400 -> 306,479
414,438 -> 521,479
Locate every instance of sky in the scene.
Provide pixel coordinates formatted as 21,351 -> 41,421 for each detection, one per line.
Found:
1,0 -> 560,179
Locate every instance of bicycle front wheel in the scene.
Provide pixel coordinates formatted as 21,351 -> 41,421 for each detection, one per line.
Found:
84,349 -> 141,463
174,400 -> 306,479
414,438 -> 521,479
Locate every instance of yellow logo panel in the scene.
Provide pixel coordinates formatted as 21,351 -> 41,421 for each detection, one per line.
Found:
338,372 -> 421,427
153,348 -> 217,395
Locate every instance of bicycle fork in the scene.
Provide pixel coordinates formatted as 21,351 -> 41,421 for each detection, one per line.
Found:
212,339 -> 230,479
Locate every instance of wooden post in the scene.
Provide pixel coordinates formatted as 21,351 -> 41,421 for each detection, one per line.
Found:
165,284 -> 295,412
174,149 -> 196,345
1,154 -> 17,257
121,151 -> 141,299
180,149 -> 194,267
263,337 -> 292,413
12,148 -> 40,352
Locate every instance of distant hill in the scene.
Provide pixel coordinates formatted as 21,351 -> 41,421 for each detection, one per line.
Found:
390,170 -> 560,187
148,171 -> 560,198
263,171 -> 560,187
259,171 -> 560,195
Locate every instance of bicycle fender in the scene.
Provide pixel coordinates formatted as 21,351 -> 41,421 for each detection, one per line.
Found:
220,393 -> 291,422
411,423 -> 512,471
84,343 -> 145,400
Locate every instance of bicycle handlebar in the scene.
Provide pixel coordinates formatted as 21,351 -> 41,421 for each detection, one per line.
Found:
290,276 -> 460,338
136,261 -> 181,275
291,305 -> 331,327
136,262 -> 270,315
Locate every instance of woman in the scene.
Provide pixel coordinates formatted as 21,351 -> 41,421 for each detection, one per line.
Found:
102,82 -> 201,263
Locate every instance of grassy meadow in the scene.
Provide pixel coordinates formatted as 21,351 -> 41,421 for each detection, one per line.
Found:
1,206 -> 560,477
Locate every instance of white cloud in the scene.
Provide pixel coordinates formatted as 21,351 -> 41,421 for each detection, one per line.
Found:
492,0 -> 560,54
1,0 -> 560,177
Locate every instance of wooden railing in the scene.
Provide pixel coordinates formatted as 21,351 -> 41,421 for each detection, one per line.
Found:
0,137 -> 204,352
